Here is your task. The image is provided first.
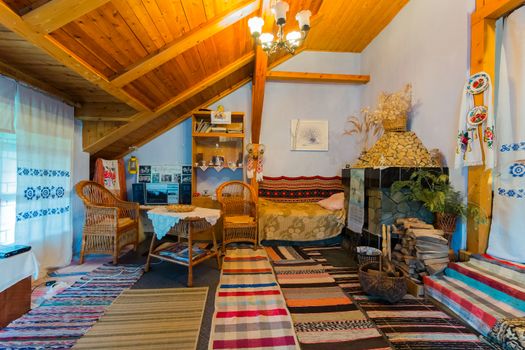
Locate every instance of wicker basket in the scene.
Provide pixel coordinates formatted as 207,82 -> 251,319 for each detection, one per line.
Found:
359,262 -> 407,303
382,115 -> 407,132
356,246 -> 382,266
166,204 -> 196,213
435,212 -> 457,246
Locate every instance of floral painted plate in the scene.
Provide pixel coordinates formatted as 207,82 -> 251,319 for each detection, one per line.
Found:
467,72 -> 490,94
467,105 -> 488,125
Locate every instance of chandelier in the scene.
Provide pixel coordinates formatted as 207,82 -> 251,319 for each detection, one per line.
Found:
248,1 -> 311,55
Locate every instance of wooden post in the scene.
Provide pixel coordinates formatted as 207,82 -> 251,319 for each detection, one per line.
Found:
250,143 -> 260,199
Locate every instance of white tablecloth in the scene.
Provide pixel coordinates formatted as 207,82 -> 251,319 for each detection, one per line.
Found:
147,207 -> 221,239
0,251 -> 39,293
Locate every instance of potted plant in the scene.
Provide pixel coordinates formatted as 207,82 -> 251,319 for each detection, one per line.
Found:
390,169 -> 485,242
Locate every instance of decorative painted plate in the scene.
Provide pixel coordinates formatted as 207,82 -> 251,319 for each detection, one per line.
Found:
467,72 -> 490,94
467,105 -> 488,125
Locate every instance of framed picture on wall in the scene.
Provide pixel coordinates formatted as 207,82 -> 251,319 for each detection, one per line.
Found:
290,119 -> 329,151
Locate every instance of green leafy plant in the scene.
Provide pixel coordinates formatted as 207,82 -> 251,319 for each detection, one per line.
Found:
391,169 -> 486,223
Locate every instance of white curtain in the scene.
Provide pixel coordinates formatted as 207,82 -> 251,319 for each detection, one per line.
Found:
15,85 -> 74,269
487,7 -> 525,262
0,76 -> 17,244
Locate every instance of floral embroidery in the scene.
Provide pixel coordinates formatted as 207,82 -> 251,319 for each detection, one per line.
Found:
23,186 -> 66,200
17,167 -> 70,177
457,130 -> 471,153
498,188 -> 525,199
500,142 -> 525,152
509,163 -> 525,177
484,126 -> 494,149
16,206 -> 70,221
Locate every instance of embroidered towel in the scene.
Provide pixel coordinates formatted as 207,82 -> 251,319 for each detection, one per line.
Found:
487,9 -> 525,263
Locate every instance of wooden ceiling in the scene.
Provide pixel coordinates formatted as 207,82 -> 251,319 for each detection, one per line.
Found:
0,0 -> 408,159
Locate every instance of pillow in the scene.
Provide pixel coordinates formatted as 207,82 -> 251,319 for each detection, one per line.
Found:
317,192 -> 345,210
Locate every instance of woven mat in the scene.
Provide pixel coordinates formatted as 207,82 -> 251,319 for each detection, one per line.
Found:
73,287 -> 208,350
209,248 -> 299,349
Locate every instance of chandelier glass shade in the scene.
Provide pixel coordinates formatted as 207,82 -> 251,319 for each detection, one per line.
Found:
248,1 -> 311,55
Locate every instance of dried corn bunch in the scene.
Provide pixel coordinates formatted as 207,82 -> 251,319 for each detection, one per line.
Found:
373,84 -> 412,121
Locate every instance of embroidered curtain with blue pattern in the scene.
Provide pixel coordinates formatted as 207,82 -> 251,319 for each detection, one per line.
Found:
15,85 -> 74,269
486,8 -> 525,263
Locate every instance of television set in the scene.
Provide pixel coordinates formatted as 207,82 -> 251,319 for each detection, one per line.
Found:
145,183 -> 179,205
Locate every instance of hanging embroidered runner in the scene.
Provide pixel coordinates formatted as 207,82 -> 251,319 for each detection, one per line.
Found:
209,248 -> 299,349
487,8 -> 525,263
455,70 -> 495,169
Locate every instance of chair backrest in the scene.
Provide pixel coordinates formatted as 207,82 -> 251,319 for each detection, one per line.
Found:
216,181 -> 256,216
76,180 -> 118,207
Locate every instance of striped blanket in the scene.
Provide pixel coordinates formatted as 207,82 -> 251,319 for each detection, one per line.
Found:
424,254 -> 525,347
209,248 -> 299,349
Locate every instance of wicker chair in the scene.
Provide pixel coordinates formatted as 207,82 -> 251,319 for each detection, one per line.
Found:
216,181 -> 258,253
76,180 -> 139,264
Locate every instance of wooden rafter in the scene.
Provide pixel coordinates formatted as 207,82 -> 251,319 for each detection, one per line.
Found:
250,0 -> 272,144
76,116 -> 131,122
113,77 -> 253,159
84,52 -> 255,154
22,0 -> 111,34
0,59 -> 79,107
266,71 -> 370,84
0,1 -> 150,112
110,0 -> 260,87
472,0 -> 524,23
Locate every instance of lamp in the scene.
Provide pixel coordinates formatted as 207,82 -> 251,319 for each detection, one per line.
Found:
248,1 -> 311,55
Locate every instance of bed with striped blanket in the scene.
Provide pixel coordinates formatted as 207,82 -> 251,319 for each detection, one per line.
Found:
258,176 -> 345,243
424,254 -> 525,348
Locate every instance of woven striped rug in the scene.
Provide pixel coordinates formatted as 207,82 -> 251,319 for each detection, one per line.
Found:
73,287 -> 208,350
272,259 -> 390,350
300,247 -> 495,350
209,248 -> 299,349
0,264 -> 143,349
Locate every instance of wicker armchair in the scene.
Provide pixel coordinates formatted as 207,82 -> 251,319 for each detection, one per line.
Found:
216,181 -> 258,253
76,181 -> 139,264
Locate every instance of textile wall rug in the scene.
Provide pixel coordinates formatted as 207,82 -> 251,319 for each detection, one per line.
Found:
73,287 -> 208,350
209,248 -> 299,350
288,246 -> 496,350
271,253 -> 390,349
0,264 -> 143,349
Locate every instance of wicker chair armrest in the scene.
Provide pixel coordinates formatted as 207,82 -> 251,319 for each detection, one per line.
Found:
85,204 -> 118,227
114,200 -> 139,220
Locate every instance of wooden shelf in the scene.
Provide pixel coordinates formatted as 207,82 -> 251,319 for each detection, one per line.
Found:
192,132 -> 244,138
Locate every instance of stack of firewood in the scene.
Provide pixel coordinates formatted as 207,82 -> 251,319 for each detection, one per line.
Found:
391,218 -> 449,282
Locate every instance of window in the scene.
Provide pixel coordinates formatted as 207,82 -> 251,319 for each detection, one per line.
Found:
0,132 -> 16,244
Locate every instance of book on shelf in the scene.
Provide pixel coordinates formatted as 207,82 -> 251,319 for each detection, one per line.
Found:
210,126 -> 227,132
157,243 -> 207,262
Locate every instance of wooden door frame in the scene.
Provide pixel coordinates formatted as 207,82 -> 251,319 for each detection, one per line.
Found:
467,0 -> 524,254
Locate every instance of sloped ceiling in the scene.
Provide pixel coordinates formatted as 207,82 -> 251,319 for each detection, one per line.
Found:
0,0 -> 408,159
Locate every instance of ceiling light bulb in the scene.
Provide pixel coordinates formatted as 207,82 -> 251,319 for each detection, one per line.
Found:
272,1 -> 289,26
286,31 -> 301,47
248,17 -> 264,36
260,33 -> 274,44
296,10 -> 311,31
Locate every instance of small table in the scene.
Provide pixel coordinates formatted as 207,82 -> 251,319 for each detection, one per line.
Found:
145,207 -> 221,287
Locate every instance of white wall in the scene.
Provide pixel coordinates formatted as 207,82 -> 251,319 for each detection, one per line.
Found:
361,0 -> 475,187
261,51 -> 364,177
361,0 -> 475,249
72,119 -> 90,256
124,118 -> 192,198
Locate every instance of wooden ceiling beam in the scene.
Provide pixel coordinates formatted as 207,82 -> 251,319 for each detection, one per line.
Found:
76,116 -> 131,122
111,0 -> 260,88
112,77 -> 253,159
84,52 -> 255,154
472,0 -> 525,23
266,71 -> 370,84
0,2 -> 150,112
0,59 -> 79,107
250,0 -> 272,144
22,0 -> 111,34
75,102 -> 136,118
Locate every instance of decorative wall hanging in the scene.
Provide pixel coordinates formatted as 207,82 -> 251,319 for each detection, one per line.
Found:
246,143 -> 265,181
210,105 -> 231,124
290,119 -> 328,151
455,71 -> 494,169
